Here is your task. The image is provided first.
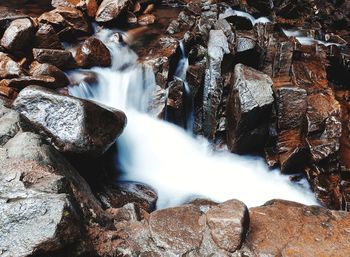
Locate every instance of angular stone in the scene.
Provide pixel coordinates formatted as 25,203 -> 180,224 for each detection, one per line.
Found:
0,52 -> 24,79
38,7 -> 90,39
226,64 -> 274,153
149,205 -> 205,255
244,200 -> 350,257
206,200 -> 249,253
0,76 -> 56,90
30,61 -> 70,88
0,109 -> 22,146
138,14 -> 156,26
34,23 -> 64,50
75,37 -> 111,68
32,48 -> 77,70
0,18 -> 35,51
12,86 -> 127,157
52,0 -> 99,17
95,0 -> 130,23
275,86 -> 307,130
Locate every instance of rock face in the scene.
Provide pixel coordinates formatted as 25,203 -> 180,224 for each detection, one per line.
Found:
95,0 -> 130,22
75,37 -> 111,68
32,48 -> 77,70
52,0 -> 98,17
38,7 -> 90,39
29,61 -> 70,88
114,199 -> 249,256
34,23 -> 64,50
0,18 -> 35,51
227,64 -> 274,153
0,52 -> 24,79
240,200 -> 350,257
0,105 -> 22,146
12,86 -> 127,157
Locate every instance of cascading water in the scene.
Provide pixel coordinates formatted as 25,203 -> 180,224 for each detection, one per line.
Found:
69,28 -> 318,209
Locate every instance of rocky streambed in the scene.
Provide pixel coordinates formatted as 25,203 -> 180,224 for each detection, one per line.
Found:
1,0 -> 350,256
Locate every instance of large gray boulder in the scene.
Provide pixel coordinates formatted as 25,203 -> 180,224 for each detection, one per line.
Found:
12,86 -> 127,157
226,64 -> 274,153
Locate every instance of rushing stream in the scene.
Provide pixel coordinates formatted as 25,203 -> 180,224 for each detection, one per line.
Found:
69,28 -> 318,209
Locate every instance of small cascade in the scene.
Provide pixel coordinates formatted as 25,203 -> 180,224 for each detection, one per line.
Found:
282,29 -> 346,47
219,8 -> 271,26
69,29 -> 318,209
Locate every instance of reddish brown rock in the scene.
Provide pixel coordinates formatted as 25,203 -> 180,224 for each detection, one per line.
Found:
32,48 -> 77,70
206,199 -> 249,253
242,200 -> 350,257
51,0 -> 98,17
75,37 -> 111,68
95,0 -> 130,23
275,86 -> 307,130
138,14 -> 156,26
0,18 -> 35,51
0,52 -> 24,79
0,76 -> 56,89
38,7 -> 90,39
149,205 -> 205,254
34,23 -> 64,50
29,61 -> 69,88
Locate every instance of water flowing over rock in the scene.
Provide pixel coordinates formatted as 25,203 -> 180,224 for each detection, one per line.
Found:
75,37 -> 112,68
12,86 -> 127,157
0,18 -> 35,52
227,64 -> 274,153
95,0 -> 130,22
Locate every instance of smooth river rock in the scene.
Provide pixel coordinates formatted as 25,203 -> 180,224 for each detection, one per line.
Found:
12,85 -> 127,157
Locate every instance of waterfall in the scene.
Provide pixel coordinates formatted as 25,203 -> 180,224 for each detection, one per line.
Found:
219,8 -> 271,26
68,29 -> 318,209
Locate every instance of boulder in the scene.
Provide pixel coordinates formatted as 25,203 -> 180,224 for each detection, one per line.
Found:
12,86 -> 127,157
0,76 -> 56,89
95,0 -> 130,23
30,61 -> 69,88
0,106 -> 22,146
206,199 -> 249,253
138,14 -> 156,26
0,18 -> 35,52
51,0 -> 98,17
75,37 -> 111,68
241,200 -> 350,257
38,7 -> 90,39
0,134 -> 82,257
96,182 -> 157,212
34,23 -> 64,50
0,52 -> 24,79
149,205 -> 205,255
32,48 -> 77,70
275,86 -> 307,130
226,63 -> 274,153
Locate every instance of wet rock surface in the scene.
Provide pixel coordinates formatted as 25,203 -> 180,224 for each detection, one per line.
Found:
0,0 -> 350,256
12,86 -> 127,157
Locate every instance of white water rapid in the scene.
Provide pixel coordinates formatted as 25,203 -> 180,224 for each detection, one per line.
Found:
219,8 -> 271,26
68,28 -> 318,209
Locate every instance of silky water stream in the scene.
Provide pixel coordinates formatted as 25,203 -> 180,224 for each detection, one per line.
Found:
68,28 -> 318,209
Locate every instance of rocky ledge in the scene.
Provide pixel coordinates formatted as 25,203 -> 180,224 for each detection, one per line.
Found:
1,0 -> 350,256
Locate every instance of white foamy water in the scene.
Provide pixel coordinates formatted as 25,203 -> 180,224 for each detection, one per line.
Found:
219,8 -> 271,26
282,29 -> 344,47
68,29 -> 318,209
